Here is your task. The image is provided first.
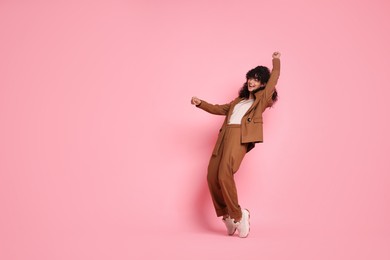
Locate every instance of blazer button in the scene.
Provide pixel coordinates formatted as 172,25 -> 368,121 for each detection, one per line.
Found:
247,117 -> 251,122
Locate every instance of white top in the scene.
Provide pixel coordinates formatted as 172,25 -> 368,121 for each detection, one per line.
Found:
228,99 -> 254,125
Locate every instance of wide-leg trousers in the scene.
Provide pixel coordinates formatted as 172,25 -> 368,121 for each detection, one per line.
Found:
207,124 -> 248,221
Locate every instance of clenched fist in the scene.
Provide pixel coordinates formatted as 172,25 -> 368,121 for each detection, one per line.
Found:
272,51 -> 281,59
191,96 -> 201,106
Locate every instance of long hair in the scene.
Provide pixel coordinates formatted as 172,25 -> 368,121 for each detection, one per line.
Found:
239,66 -> 278,106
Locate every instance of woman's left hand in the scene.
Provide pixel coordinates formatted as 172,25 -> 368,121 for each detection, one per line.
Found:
272,52 -> 281,59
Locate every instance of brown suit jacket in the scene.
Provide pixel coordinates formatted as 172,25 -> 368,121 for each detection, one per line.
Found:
197,58 -> 281,155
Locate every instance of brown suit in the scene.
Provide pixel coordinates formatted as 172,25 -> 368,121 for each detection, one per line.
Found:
197,58 -> 281,220
197,58 -> 281,155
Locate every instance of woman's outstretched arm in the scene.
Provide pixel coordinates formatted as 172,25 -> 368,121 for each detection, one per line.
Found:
191,96 -> 231,115
264,52 -> 281,103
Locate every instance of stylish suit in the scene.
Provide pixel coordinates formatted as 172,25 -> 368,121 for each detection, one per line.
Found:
197,58 -> 280,220
198,58 -> 280,155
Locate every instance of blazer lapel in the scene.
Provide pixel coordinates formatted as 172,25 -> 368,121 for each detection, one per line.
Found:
227,97 -> 244,119
244,95 -> 261,117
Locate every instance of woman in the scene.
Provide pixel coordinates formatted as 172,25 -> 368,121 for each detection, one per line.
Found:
191,52 -> 281,238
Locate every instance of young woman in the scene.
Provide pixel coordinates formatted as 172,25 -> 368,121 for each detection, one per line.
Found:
191,52 -> 281,238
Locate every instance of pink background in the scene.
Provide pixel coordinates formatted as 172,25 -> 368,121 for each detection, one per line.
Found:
1,0 -> 389,259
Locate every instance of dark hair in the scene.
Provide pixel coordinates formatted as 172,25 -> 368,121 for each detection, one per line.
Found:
239,66 -> 278,106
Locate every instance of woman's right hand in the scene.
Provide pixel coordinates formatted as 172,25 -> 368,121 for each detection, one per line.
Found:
191,96 -> 201,106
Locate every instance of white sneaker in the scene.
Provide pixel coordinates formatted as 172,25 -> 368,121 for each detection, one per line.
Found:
233,209 -> 250,238
222,216 -> 236,236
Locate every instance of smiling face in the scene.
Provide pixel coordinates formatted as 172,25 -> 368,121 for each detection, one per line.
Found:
241,66 -> 271,99
247,77 -> 263,92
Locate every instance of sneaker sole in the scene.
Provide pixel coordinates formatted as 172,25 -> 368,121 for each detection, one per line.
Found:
228,228 -> 237,236
239,209 -> 250,238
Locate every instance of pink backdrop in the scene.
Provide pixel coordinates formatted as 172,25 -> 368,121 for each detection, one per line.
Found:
1,0 -> 389,259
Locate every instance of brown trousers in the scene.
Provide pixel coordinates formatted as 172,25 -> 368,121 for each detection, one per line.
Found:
207,124 -> 248,221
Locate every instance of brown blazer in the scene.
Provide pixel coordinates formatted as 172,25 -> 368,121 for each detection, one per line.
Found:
197,58 -> 281,155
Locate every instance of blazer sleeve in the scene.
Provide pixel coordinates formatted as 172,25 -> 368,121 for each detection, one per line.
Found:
197,99 -> 232,115
264,58 -> 281,103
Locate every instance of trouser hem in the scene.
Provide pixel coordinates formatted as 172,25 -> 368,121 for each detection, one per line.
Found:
216,208 -> 228,217
229,208 -> 242,221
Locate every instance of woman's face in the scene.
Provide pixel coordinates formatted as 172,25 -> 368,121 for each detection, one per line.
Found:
247,78 -> 263,92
